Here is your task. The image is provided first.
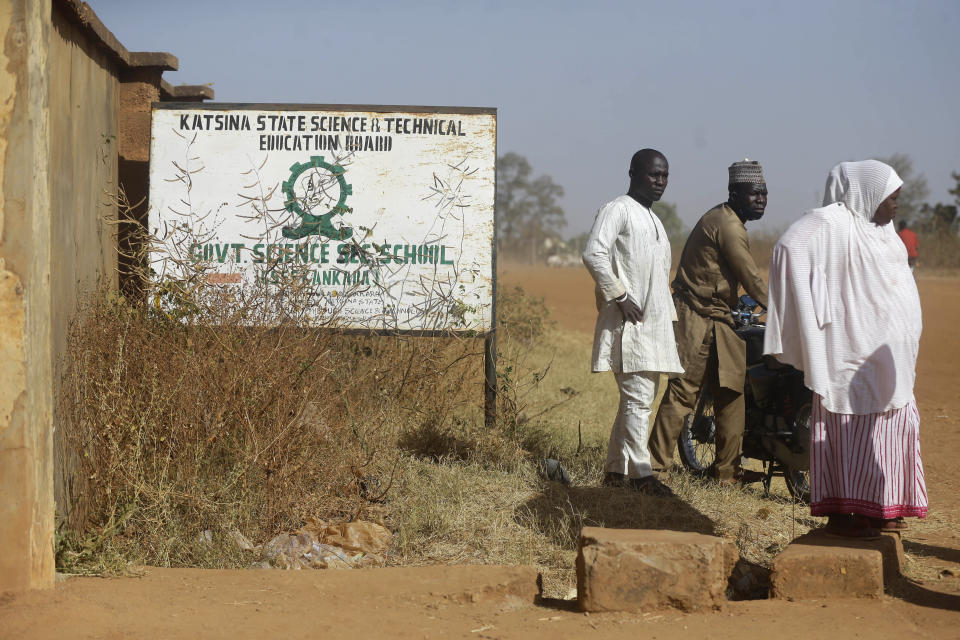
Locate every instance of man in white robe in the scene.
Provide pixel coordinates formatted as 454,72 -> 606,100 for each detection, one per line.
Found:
582,149 -> 684,496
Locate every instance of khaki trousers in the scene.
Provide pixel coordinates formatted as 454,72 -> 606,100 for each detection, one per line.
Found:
648,326 -> 746,481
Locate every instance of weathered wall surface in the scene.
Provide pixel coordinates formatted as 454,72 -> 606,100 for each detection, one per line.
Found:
0,0 -> 211,590
117,66 -> 162,297
48,4 -> 120,524
49,5 -> 119,334
0,0 -> 56,591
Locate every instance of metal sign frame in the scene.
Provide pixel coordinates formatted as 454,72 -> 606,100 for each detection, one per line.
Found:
150,102 -> 498,422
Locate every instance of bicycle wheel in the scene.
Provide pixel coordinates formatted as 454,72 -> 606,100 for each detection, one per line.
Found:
677,389 -> 715,473
783,400 -> 811,503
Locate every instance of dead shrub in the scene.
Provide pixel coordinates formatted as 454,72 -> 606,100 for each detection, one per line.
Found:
56,252 -> 568,574
58,287 -> 487,571
57,279 -> 829,598
917,231 -> 960,272
55,173 -> 836,596
496,286 -> 553,343
748,227 -> 781,269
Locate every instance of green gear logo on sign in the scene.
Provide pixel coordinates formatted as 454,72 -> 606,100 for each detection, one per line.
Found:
281,156 -> 353,240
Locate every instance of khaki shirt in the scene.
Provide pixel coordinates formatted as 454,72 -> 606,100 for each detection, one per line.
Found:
671,203 -> 768,392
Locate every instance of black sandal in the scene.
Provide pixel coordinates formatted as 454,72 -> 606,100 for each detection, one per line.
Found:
630,475 -> 675,497
869,517 -> 909,532
602,472 -> 628,488
823,515 -> 881,540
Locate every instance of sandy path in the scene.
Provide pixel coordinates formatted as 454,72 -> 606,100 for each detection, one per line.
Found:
499,266 -> 959,511
3,566 -> 959,639
501,265 -> 960,587
2,267 -> 958,637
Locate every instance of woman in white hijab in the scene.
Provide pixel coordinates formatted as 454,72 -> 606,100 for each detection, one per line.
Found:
764,160 -> 926,538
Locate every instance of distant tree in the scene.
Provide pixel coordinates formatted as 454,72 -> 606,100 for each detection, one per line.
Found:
496,152 -> 566,262
915,171 -> 960,232
496,153 -> 533,251
566,231 -> 590,256
878,153 -> 929,224
928,203 -> 958,230
651,201 -> 687,242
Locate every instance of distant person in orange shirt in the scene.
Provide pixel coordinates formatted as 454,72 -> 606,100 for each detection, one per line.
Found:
897,221 -> 919,271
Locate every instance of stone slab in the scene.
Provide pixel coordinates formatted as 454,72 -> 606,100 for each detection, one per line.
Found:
576,527 -> 736,612
771,529 -> 904,600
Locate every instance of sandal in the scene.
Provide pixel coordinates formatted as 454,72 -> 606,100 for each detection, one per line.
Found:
602,472 -> 628,488
823,515 -> 881,540
630,475 -> 675,497
870,517 -> 909,532
713,467 -> 765,486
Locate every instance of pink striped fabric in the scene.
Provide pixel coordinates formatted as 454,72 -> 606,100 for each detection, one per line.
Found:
810,393 -> 927,519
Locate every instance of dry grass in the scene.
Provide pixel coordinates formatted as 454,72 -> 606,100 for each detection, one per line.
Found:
55,150 -> 956,597
56,285 -> 485,573
59,211 -> 950,599
57,277 -> 827,597
916,231 -> 960,273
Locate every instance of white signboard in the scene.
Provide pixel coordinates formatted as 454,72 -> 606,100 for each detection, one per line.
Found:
148,104 -> 496,332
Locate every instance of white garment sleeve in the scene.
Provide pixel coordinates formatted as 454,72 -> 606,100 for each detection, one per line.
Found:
582,202 -> 627,301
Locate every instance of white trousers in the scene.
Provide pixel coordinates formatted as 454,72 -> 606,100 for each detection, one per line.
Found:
604,371 -> 661,479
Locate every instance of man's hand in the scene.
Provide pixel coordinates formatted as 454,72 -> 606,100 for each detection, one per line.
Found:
616,294 -> 643,324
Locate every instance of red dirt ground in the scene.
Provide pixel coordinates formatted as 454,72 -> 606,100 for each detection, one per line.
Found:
2,267 -> 958,638
502,266 -> 959,513
3,565 -> 959,639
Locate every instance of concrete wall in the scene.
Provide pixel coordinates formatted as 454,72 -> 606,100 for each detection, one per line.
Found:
48,3 -> 120,526
117,66 -> 162,298
0,0 -> 56,592
0,0 -> 212,591
49,4 -> 120,329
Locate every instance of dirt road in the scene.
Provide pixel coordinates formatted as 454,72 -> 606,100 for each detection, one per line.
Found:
3,565 -> 959,639
501,265 -> 960,597
2,267 -> 958,638
501,266 -> 959,512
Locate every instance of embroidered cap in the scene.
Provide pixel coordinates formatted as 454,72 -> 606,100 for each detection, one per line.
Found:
728,159 -> 765,186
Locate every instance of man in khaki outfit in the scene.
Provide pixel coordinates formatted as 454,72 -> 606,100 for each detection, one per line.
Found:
649,160 -> 768,484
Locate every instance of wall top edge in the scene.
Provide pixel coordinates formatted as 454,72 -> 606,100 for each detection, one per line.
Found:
55,0 -> 178,71
160,80 -> 215,101
152,103 -> 498,115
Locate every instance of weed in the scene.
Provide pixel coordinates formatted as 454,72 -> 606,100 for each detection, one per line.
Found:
57,183 -> 825,597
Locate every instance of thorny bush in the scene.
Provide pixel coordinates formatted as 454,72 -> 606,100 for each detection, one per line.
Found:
57,282 -> 557,573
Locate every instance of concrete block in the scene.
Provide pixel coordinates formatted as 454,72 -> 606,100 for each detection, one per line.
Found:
878,531 -> 906,584
771,529 -> 904,600
576,527 -> 735,612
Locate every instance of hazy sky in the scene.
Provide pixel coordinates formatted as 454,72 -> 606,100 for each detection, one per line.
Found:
93,0 -> 960,234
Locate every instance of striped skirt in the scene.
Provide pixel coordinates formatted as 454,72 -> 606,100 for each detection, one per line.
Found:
810,394 -> 927,519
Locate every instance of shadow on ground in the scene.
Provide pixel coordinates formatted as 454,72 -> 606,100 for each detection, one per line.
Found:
904,539 -> 960,566
889,577 -> 960,612
519,483 -> 717,543
519,482 -> 773,600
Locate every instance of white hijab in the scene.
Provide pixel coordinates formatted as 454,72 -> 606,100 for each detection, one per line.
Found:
764,160 -> 921,414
